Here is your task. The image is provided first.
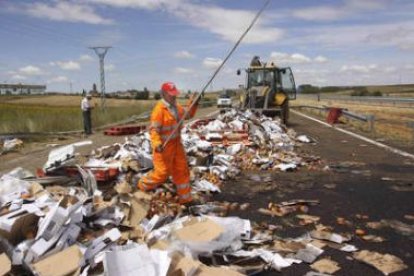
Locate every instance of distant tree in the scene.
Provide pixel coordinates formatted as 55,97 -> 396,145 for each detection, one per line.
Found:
298,84 -> 320,94
134,88 -> 149,100
320,86 -> 342,93
154,92 -> 161,100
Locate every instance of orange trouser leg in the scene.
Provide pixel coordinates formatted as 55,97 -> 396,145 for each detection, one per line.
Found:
171,143 -> 192,204
138,149 -> 169,191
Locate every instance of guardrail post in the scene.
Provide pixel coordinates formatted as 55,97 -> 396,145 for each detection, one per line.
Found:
407,122 -> 414,141
367,115 -> 375,132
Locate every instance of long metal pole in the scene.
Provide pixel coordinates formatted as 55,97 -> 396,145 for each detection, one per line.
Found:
162,0 -> 271,149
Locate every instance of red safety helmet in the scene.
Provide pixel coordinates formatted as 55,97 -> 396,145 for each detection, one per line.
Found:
161,82 -> 179,96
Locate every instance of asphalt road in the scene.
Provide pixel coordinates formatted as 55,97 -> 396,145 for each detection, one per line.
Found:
216,111 -> 414,275
1,109 -> 413,275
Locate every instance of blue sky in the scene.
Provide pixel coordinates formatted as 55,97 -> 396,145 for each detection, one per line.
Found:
1,0 -> 414,93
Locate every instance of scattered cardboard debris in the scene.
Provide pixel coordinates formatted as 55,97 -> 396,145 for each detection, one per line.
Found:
310,230 -> 351,244
361,235 -> 385,242
31,245 -> 82,276
174,218 -> 224,243
297,214 -> 320,225
404,214 -> 414,221
353,250 -> 408,275
0,253 -> 11,276
310,258 -> 340,274
390,182 -> 414,192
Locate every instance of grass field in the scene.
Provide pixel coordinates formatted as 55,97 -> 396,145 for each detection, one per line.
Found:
292,96 -> 414,146
0,95 -> 155,133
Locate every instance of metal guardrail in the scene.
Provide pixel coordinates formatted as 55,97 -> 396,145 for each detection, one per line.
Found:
298,94 -> 414,107
293,105 -> 376,131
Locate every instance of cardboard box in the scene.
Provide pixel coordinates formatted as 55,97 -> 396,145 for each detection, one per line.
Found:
31,245 -> 82,276
174,218 -> 223,243
0,204 -> 40,245
0,253 -> 11,276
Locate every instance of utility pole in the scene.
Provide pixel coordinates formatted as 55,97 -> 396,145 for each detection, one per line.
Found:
69,81 -> 73,94
89,46 -> 111,109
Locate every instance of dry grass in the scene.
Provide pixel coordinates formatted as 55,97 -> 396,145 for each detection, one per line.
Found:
292,97 -> 414,146
0,95 -> 156,133
1,95 -> 156,107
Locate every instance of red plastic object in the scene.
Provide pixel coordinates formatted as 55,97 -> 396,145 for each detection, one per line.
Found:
104,124 -> 147,136
36,168 -> 46,178
44,166 -> 119,182
326,108 -> 343,124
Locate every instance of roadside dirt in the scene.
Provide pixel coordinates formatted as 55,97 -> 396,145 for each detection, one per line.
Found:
1,108 -> 413,275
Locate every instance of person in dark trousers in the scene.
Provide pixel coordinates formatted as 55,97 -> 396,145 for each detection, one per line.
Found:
81,92 -> 93,135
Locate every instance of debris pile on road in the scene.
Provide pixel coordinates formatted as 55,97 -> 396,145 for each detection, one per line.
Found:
0,138 -> 23,155
0,109 -> 409,275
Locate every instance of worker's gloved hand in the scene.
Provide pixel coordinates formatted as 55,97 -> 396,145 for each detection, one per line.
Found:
155,145 -> 163,153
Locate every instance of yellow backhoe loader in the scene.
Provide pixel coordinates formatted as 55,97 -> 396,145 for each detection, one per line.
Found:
237,56 -> 297,125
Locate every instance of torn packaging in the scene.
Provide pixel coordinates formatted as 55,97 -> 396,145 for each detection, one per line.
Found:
82,228 -> 122,267
310,258 -> 340,274
31,245 -> 82,276
0,253 -> 11,276
36,195 -> 82,241
353,250 -> 408,275
310,230 -> 351,244
168,253 -> 243,276
0,204 -> 41,245
174,218 -> 224,243
126,191 -> 150,226
103,243 -> 171,276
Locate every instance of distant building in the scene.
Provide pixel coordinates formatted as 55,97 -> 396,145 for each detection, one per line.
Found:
0,83 -> 47,95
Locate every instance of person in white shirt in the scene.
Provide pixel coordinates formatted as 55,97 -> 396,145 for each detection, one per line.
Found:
81,93 -> 93,135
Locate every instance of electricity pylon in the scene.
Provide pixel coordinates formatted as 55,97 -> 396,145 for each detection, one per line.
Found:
89,46 -> 111,109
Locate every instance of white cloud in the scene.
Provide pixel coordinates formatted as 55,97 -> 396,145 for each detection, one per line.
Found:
293,7 -> 346,21
383,66 -> 396,73
294,20 -> 414,52
293,0 -> 387,21
105,64 -> 115,72
172,4 -> 283,44
11,74 -> 26,80
24,2 -> 113,25
48,76 -> 68,83
86,0 -> 173,10
174,51 -> 194,59
314,55 -> 328,63
270,52 -> 312,64
19,65 -> 44,75
203,57 -> 222,69
79,54 -> 94,62
174,67 -> 194,74
86,0 -> 283,44
56,61 -> 81,71
340,64 -> 378,73
405,64 -> 414,71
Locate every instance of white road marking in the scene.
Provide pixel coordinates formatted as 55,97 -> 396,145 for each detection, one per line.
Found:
292,109 -> 414,160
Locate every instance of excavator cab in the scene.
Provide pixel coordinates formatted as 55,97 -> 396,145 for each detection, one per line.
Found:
238,57 -> 296,124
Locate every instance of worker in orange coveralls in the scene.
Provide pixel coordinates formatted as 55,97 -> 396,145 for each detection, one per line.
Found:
138,82 -> 200,204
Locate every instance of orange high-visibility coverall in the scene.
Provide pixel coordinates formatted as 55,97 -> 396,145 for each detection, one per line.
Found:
138,99 -> 198,203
